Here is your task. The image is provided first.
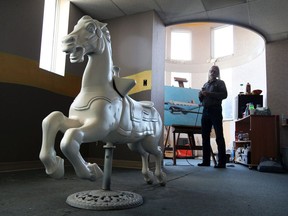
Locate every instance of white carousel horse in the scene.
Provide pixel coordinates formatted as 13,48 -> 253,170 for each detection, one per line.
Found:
39,15 -> 166,186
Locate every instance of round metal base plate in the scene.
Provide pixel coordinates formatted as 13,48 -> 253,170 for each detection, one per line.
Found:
66,190 -> 143,210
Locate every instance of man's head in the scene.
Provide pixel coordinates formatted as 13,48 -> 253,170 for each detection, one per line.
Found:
209,65 -> 220,81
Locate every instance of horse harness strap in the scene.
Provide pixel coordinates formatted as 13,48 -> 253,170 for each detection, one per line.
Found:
72,95 -> 112,111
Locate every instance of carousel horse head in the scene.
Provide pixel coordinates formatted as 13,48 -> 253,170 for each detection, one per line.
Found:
62,15 -> 110,63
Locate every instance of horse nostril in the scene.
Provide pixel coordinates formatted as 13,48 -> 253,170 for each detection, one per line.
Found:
62,36 -> 75,44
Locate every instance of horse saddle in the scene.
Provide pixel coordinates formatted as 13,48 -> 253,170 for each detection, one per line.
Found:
117,97 -> 159,136
128,97 -> 158,122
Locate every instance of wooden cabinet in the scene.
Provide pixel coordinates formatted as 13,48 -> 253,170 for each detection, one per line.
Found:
234,115 -> 280,167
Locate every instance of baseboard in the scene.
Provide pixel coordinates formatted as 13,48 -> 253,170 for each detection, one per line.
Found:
0,158 -> 143,173
0,160 -> 44,173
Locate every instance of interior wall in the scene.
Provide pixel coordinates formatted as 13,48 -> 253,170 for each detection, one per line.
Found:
0,0 -> 44,61
0,0 -> 85,166
0,0 -> 44,164
266,39 -> 288,150
151,13 -> 166,122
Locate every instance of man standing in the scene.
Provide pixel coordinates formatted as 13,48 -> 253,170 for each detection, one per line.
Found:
198,65 -> 228,168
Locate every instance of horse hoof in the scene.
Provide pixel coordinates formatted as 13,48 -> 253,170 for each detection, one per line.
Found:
146,179 -> 153,184
157,172 -> 167,186
144,170 -> 154,184
87,163 -> 103,181
46,156 -> 64,179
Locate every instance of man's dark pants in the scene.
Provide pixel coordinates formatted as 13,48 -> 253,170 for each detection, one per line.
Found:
201,106 -> 226,165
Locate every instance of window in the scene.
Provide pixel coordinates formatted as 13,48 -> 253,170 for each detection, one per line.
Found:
40,0 -> 70,76
171,31 -> 192,61
212,25 -> 233,59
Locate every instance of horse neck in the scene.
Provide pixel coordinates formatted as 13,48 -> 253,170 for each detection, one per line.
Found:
81,46 -> 113,91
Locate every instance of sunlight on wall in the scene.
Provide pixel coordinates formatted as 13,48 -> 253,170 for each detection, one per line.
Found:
39,0 -> 70,76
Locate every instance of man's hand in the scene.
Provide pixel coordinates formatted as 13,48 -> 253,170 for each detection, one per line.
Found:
201,91 -> 209,96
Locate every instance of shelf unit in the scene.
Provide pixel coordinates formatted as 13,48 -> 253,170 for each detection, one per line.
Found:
235,94 -> 263,119
234,140 -> 251,166
234,115 -> 280,167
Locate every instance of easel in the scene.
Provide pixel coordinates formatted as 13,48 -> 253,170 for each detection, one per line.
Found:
174,77 -> 188,88
164,78 -> 216,165
164,125 -> 217,165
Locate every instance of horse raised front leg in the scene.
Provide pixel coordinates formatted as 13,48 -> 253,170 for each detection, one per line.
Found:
39,111 -> 80,179
60,124 -> 103,181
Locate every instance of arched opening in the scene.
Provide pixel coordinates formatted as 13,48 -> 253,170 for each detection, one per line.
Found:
164,22 -> 266,154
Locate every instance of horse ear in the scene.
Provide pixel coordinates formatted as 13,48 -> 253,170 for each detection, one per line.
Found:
94,20 -> 107,38
94,20 -> 107,29
100,23 -> 107,29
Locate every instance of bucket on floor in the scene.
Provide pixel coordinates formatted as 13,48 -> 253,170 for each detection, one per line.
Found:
176,149 -> 193,158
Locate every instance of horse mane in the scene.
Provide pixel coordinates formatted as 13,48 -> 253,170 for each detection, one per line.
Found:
80,15 -> 111,42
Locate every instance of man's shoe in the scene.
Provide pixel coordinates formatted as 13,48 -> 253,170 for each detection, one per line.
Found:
214,164 -> 226,168
198,163 -> 210,167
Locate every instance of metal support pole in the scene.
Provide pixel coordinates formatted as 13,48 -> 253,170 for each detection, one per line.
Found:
66,142 -> 143,210
102,142 -> 116,191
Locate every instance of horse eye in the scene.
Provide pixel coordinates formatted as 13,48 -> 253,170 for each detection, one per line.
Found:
86,24 -> 95,33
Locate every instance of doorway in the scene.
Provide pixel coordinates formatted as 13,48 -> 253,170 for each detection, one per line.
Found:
164,22 -> 266,153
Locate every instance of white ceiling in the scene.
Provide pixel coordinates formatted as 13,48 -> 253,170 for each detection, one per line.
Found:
70,0 -> 288,42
